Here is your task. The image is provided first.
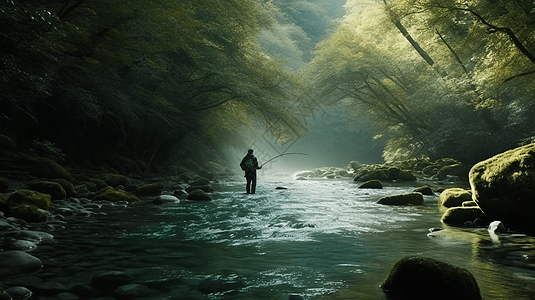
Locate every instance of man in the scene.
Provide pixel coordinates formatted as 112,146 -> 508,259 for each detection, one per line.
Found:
240,149 -> 262,194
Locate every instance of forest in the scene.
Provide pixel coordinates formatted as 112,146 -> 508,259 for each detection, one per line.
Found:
1,0 -> 535,175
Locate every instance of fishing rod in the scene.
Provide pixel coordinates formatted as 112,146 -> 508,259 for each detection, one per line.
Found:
260,152 -> 308,167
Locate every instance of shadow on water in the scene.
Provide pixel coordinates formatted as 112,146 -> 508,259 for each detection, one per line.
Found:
10,177 -> 535,299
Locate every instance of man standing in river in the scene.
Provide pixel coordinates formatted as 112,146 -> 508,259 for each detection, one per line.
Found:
240,149 -> 262,194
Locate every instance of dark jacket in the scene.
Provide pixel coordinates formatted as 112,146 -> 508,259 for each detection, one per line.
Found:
240,154 -> 259,178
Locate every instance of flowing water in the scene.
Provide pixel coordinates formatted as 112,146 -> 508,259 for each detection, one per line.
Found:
18,177 -> 535,299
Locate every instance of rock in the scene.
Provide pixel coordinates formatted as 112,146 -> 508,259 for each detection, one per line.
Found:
462,201 -> 478,207
441,207 -> 486,225
4,286 -> 32,300
152,195 -> 180,204
135,183 -> 164,196
358,180 -> 382,189
7,230 -> 54,243
49,178 -> 77,197
469,143 -> 535,231
92,187 -> 140,203
388,167 -> 401,180
25,156 -> 72,180
0,177 -> 9,192
54,292 -> 80,300
353,167 -> 389,182
0,250 -> 43,275
377,192 -> 424,206
32,281 -> 69,296
185,185 -> 214,193
488,220 -> 507,234
275,187 -> 287,190
28,180 -> 66,200
397,170 -> 416,181
186,189 -> 212,201
438,188 -> 471,208
105,174 -> 131,188
92,271 -> 135,289
348,160 -> 363,172
173,189 -> 188,198
7,240 -> 38,251
7,189 -> 56,210
413,185 -> 434,195
437,163 -> 465,180
114,284 -> 160,298
381,256 -> 481,300
10,204 -> 49,223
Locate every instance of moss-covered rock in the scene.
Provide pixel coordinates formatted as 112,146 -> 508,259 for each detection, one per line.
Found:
7,189 -> 56,210
28,181 -> 66,200
49,178 -> 77,197
462,201 -> 478,207
93,187 -> 140,203
186,189 -> 212,201
377,193 -> 424,206
438,188 -> 472,207
0,177 -> 9,192
437,163 -> 465,180
10,204 -> 49,223
397,170 -> 416,181
381,256 -> 481,300
134,183 -> 164,196
358,180 -> 383,189
469,143 -> 535,231
105,174 -> 131,188
25,156 -> 72,181
441,207 -> 486,225
413,185 -> 434,195
190,177 -> 211,186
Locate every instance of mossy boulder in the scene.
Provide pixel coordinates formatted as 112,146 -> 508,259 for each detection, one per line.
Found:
441,207 -> 486,225
462,201 -> 478,207
353,167 -> 389,182
105,174 -> 131,188
190,177 -> 211,186
413,185 -> 434,195
0,177 -> 9,192
10,204 -> 49,223
381,256 -> 481,300
469,143 -> 535,231
438,188 -> 472,208
377,192 -> 424,206
7,189 -> 56,210
28,181 -> 66,200
25,156 -> 72,180
437,163 -> 465,180
93,187 -> 140,203
358,180 -> 383,189
134,183 -> 164,196
186,189 -> 212,201
49,178 -> 77,197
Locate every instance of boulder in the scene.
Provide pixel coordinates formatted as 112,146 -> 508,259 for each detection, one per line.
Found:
25,156 -> 72,180
10,204 -> 49,223
105,174 -> 131,188
413,185 -> 434,195
353,167 -> 389,182
7,189 -> 56,210
0,177 -> 9,192
152,195 -> 180,204
28,181 -> 66,200
358,180 -> 383,189
462,201 -> 478,207
0,250 -> 43,275
92,187 -> 140,203
4,286 -> 32,300
437,163 -> 465,180
134,183 -> 164,196
469,143 -> 535,231
381,256 -> 481,300
397,170 -> 416,181
185,185 -> 214,193
189,177 -> 211,186
377,193 -> 424,206
186,189 -> 212,201
438,188 -> 471,208
441,207 -> 486,225
49,178 -> 77,197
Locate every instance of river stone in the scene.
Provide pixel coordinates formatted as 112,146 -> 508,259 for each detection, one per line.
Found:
381,256 -> 481,300
7,230 -> 54,243
186,189 -> 212,201
358,180 -> 382,189
32,281 -> 69,296
377,192 -> 424,205
7,189 -> 56,210
92,271 -> 135,288
0,290 -> 11,300
0,220 -> 16,230
49,178 -> 77,198
135,183 -> 164,196
469,143 -> 535,232
462,201 -> 478,207
0,250 -> 43,275
92,187 -> 140,203
28,180 -> 66,200
10,204 -> 49,223
153,195 -> 180,204
8,240 -> 38,251
441,207 -> 486,225
413,185 -> 434,195
438,188 -> 471,207
114,284 -> 160,298
185,185 -> 214,193
105,174 -> 131,188
4,286 -> 32,300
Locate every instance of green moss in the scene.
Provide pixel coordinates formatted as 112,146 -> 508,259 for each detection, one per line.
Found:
10,204 -> 49,223
93,187 -> 140,203
135,183 -> 164,196
438,188 -> 472,207
7,189 -> 56,210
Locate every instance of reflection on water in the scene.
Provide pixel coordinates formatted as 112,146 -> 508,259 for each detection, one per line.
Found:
29,178 -> 535,299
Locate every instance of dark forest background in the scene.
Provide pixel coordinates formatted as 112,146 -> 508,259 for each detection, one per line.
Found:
1,0 -> 535,175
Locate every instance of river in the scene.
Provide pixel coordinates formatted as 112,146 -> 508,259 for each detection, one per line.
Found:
21,176 -> 535,299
